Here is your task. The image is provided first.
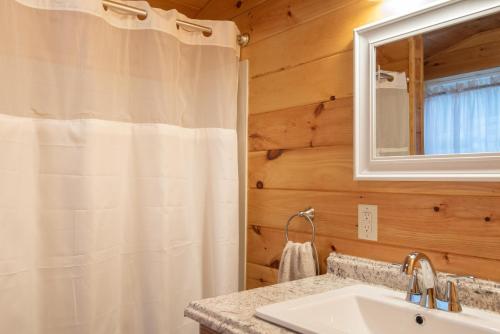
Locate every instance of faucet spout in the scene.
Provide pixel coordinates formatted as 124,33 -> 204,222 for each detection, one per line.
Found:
401,251 -> 464,313
402,252 -> 435,276
401,252 -> 439,309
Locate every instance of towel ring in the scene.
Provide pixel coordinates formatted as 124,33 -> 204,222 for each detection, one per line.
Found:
285,207 -> 316,244
284,207 -> 320,275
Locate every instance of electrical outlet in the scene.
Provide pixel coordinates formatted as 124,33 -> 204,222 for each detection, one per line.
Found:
358,204 -> 378,241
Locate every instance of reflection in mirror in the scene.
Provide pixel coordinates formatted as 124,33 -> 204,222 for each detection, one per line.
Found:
375,12 -> 500,157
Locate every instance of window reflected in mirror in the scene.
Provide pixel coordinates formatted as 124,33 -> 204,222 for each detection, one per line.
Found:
375,12 -> 500,157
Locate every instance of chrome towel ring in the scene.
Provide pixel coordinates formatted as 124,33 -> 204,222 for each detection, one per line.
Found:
284,207 -> 320,275
285,207 -> 316,244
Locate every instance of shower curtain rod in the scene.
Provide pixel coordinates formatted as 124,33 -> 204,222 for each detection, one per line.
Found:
102,0 -> 250,46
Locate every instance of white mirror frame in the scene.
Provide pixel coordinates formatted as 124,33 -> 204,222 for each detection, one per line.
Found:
354,0 -> 500,181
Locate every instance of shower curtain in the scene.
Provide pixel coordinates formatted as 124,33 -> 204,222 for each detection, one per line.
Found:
376,70 -> 410,156
0,1 -> 240,333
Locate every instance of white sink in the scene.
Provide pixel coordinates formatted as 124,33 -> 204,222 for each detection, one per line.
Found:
255,284 -> 500,334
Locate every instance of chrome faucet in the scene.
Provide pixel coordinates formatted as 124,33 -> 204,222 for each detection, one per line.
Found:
401,252 -> 439,309
401,252 -> 463,312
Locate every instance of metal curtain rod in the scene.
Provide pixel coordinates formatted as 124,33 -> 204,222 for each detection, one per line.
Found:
377,65 -> 394,82
102,0 -> 250,46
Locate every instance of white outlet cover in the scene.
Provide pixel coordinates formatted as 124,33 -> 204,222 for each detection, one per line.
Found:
358,204 -> 378,241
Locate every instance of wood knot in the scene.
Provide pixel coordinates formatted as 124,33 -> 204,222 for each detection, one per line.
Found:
443,253 -> 450,263
270,259 -> 280,269
314,102 -> 324,117
484,216 -> 492,223
266,149 -> 283,160
251,225 -> 261,235
249,133 -> 262,139
256,180 -> 264,189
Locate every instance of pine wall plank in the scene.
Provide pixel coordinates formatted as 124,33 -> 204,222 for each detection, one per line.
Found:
248,97 -> 352,151
248,189 -> 500,260
246,263 -> 278,289
241,0 -> 381,77
250,51 -> 353,114
247,227 -> 500,287
198,0 -> 500,287
248,144 -> 500,196
233,0 -> 361,45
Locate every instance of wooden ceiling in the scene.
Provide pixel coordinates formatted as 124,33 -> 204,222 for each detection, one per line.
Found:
377,11 -> 500,74
144,0 -> 211,18
423,12 -> 500,58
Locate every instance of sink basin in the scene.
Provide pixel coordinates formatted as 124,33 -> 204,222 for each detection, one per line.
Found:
255,284 -> 500,334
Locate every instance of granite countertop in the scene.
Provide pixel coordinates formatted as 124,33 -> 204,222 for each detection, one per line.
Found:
185,253 -> 500,334
185,274 -> 361,334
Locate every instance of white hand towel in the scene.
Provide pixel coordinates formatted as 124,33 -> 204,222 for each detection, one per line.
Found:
278,241 -> 317,283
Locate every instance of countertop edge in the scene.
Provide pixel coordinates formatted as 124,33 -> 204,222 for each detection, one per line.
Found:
185,302 -> 249,334
184,275 -> 363,334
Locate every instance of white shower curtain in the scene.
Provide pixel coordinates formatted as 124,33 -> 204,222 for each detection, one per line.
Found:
376,70 -> 410,156
0,1 -> 240,333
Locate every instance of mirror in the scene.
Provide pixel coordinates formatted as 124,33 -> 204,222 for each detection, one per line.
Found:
354,1 -> 500,180
375,11 -> 500,157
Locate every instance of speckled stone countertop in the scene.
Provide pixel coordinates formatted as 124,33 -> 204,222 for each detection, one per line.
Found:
328,253 -> 500,312
185,274 -> 359,334
184,253 -> 500,334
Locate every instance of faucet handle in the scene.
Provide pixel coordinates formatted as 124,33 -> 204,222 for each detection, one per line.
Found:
441,274 -> 473,313
444,280 -> 462,312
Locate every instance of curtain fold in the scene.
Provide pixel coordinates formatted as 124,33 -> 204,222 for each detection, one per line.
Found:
0,1 -> 240,333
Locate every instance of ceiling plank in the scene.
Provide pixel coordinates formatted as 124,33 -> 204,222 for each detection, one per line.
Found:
423,12 -> 500,58
146,0 -> 204,17
197,0 -> 268,20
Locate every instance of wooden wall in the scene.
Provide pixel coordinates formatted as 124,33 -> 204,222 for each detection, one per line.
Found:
197,0 -> 500,288
377,38 -> 410,74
